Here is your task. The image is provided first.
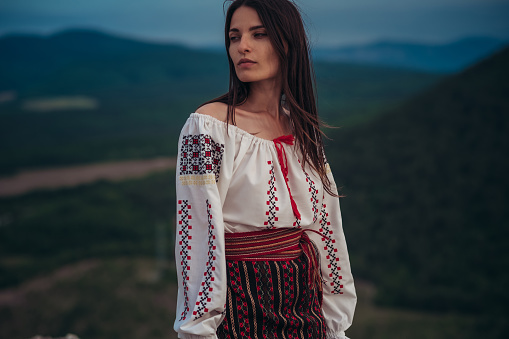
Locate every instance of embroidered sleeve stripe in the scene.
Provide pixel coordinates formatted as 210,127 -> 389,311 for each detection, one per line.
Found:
319,195 -> 343,294
178,200 -> 192,320
193,199 -> 217,320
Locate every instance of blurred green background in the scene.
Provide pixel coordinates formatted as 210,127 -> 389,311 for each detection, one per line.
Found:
1,1 -> 509,338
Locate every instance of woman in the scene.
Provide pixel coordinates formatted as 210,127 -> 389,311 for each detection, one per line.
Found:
174,0 -> 356,338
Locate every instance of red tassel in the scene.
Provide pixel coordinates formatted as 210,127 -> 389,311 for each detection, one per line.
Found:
300,231 -> 324,305
290,197 -> 301,220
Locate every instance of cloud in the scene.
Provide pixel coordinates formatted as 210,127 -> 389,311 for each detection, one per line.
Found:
1,0 -> 508,46
301,1 -> 509,46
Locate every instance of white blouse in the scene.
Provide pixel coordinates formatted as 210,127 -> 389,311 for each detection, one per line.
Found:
174,112 -> 357,339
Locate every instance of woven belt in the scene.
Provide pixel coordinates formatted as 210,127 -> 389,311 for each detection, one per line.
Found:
225,227 -> 326,301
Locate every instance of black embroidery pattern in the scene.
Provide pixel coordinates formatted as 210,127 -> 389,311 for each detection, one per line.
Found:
304,170 -> 319,223
193,199 -> 217,319
180,134 -> 224,182
264,161 -> 279,228
319,194 -> 343,294
294,159 -> 318,226
178,199 -> 192,320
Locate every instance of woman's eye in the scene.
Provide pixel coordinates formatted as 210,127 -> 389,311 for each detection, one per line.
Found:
229,36 -> 239,42
254,33 -> 267,38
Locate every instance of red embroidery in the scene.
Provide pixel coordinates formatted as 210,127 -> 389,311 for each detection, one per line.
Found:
273,135 -> 301,220
178,200 -> 192,320
264,161 -> 278,228
319,193 -> 343,294
180,134 -> 224,181
193,199 -> 217,319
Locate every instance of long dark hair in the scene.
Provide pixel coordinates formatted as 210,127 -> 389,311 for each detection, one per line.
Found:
200,0 -> 336,196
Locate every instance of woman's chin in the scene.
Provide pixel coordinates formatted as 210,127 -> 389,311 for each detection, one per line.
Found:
236,74 -> 257,83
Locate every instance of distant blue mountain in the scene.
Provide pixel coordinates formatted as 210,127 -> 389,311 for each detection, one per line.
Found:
312,37 -> 508,73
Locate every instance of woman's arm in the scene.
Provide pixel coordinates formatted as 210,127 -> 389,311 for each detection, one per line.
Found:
174,114 -> 230,338
312,165 -> 357,339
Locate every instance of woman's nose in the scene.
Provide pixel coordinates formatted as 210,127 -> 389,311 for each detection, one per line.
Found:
238,35 -> 251,53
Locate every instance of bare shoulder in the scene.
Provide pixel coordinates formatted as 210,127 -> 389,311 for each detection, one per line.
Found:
195,102 -> 228,122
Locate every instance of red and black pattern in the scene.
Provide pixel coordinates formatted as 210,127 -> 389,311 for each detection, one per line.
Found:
216,256 -> 327,338
177,199 -> 192,320
304,170 -> 319,223
264,161 -> 279,228
254,260 -> 272,338
193,199 -> 217,320
319,195 -> 343,294
293,217 -> 301,227
180,134 -> 224,182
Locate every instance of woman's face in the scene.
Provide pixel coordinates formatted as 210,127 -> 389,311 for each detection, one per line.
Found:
228,6 -> 281,84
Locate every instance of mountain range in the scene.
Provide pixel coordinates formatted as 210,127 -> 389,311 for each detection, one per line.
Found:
0,28 -> 442,174
313,36 -> 507,73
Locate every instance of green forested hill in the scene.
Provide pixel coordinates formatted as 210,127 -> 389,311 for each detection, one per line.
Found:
328,46 -> 509,325
0,29 -> 229,95
0,29 -> 441,174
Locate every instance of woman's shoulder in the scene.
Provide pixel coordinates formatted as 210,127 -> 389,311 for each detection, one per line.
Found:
182,102 -> 233,142
195,102 -> 228,123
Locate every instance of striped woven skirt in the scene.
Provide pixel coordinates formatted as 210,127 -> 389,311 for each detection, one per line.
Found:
216,228 -> 327,339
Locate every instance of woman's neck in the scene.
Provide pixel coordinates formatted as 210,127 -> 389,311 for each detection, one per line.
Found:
242,78 -> 282,118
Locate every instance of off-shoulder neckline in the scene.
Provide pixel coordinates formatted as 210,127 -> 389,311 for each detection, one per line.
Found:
190,112 -> 294,144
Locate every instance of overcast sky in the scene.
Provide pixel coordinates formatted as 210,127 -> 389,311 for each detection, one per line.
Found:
1,0 -> 508,47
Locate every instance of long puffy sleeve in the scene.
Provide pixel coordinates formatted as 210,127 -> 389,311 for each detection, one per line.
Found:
311,163 -> 357,339
174,115 -> 233,338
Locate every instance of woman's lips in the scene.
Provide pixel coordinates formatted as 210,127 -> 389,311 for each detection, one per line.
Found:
238,61 -> 256,68
238,59 -> 256,68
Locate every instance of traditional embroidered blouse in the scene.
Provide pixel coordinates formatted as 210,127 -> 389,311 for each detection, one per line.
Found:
174,112 -> 357,339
